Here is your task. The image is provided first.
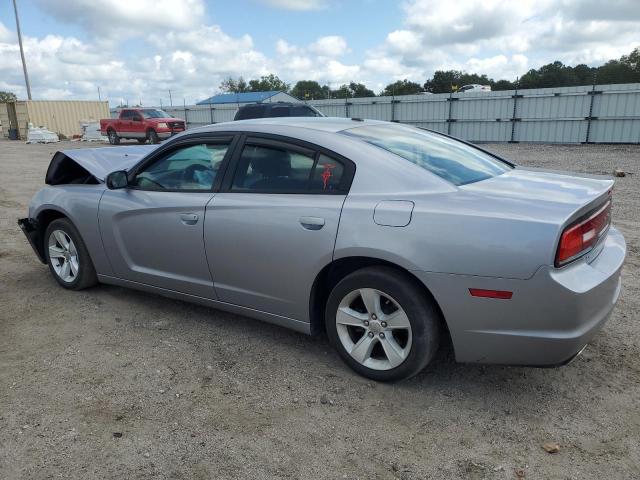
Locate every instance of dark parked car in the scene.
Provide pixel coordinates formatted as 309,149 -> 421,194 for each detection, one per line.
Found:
234,102 -> 324,121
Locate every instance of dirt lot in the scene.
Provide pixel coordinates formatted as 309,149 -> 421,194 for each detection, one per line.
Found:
1,139 -> 639,479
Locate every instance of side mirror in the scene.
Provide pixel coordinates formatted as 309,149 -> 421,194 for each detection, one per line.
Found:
106,170 -> 129,189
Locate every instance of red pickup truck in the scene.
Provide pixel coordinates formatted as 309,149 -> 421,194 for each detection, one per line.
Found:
100,108 -> 186,145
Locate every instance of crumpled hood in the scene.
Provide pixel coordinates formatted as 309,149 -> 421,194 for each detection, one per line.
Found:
48,145 -> 159,183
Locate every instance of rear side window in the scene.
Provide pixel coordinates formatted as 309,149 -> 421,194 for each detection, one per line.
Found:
121,110 -> 133,119
231,144 -> 344,193
269,106 -> 290,117
291,106 -> 321,117
341,124 -> 511,186
235,106 -> 265,120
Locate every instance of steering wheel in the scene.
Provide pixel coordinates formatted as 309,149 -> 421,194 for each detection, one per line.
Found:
183,164 -> 210,182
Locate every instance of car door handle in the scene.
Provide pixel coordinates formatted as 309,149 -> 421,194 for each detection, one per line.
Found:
180,213 -> 199,225
299,216 -> 325,230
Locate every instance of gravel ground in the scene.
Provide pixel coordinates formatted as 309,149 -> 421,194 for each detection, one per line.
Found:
1,140 -> 639,479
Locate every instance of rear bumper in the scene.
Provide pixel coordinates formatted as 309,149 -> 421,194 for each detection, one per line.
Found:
415,226 -> 626,366
18,218 -> 46,264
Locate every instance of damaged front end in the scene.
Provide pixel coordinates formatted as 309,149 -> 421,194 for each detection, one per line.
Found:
17,217 -> 46,264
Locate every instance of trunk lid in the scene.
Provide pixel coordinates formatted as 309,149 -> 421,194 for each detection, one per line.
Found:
461,166 -> 614,224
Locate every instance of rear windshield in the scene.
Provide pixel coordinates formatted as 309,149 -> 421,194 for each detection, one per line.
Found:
341,124 -> 511,186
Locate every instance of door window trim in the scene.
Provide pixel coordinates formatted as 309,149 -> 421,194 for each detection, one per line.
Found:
220,133 -> 356,195
127,134 -> 238,193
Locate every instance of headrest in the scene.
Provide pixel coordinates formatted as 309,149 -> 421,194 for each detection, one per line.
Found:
250,148 -> 291,177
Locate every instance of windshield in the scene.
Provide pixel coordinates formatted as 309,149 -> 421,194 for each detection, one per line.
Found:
341,124 -> 512,186
141,109 -> 171,118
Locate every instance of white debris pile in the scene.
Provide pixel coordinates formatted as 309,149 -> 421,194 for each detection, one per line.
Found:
26,125 -> 59,144
80,122 -> 107,142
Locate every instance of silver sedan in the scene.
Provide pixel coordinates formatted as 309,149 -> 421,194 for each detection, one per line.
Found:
19,118 -> 626,381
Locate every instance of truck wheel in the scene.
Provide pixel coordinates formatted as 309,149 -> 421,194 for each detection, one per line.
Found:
107,129 -> 120,145
137,138 -> 147,144
147,129 -> 160,144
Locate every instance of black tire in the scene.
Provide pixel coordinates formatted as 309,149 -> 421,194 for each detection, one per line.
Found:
107,129 -> 120,145
137,138 -> 147,144
147,129 -> 160,144
325,266 -> 441,382
44,218 -> 98,290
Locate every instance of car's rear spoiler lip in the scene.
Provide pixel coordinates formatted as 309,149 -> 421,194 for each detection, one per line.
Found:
18,218 -> 46,264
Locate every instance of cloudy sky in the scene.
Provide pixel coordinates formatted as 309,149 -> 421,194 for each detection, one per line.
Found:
0,0 -> 638,105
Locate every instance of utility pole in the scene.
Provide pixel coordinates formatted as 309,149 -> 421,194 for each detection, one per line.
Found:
97,86 -> 101,101
168,90 -> 173,106
12,0 -> 32,100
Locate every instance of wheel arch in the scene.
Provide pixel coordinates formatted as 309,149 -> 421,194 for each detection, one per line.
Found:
32,208 -> 70,260
309,256 -> 451,345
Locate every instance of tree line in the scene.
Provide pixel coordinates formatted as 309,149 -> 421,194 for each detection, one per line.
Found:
219,47 -> 640,99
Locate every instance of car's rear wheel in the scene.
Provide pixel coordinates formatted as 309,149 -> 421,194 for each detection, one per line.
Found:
325,266 -> 441,382
147,129 -> 160,144
44,218 -> 98,290
107,129 -> 120,145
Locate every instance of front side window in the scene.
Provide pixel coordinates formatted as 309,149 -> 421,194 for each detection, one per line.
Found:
231,144 -> 344,193
134,143 -> 229,191
341,124 -> 511,186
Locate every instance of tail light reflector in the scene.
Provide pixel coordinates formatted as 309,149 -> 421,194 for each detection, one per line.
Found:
469,288 -> 513,299
555,200 -> 611,267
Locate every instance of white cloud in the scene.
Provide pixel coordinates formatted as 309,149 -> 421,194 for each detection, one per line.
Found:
0,22 -> 13,43
257,0 -> 326,10
2,0 -> 639,103
35,0 -> 204,39
309,36 -> 348,57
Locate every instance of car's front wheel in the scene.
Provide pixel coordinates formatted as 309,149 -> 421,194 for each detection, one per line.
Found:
147,129 -> 160,144
107,129 -> 120,145
325,266 -> 441,382
44,218 -> 98,290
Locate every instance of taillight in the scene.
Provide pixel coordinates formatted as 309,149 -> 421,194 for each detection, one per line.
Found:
555,200 -> 611,267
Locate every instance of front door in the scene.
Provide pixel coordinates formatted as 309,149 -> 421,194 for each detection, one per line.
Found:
204,136 -> 353,322
99,139 -> 233,298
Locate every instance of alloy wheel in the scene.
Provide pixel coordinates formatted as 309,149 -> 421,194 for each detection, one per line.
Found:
48,230 -> 79,283
335,288 -> 412,370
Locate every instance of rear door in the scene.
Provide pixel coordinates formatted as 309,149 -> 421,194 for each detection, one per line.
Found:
204,135 -> 354,322
99,136 -> 235,298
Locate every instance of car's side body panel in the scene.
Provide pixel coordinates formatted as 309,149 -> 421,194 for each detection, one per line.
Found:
413,226 -> 625,365
29,185 -> 112,275
98,189 -> 217,299
204,193 -> 345,322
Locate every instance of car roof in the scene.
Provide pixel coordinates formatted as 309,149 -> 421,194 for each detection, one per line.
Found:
193,117 -> 389,134
239,102 -> 301,108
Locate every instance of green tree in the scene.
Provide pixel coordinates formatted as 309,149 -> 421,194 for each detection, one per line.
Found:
333,82 -> 375,98
291,80 -> 326,100
0,91 -> 17,103
381,79 -> 423,96
248,74 -> 290,92
492,79 -> 516,90
219,76 -> 249,93
424,70 -> 463,93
